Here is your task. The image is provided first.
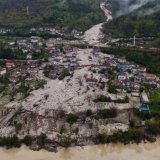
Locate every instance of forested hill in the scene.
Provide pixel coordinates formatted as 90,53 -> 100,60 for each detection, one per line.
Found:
0,0 -> 105,31
102,0 -> 160,38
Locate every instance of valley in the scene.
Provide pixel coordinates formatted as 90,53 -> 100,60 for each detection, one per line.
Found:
0,0 -> 159,154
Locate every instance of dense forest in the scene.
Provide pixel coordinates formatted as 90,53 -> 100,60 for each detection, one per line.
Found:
103,0 -> 160,38
0,0 -> 105,31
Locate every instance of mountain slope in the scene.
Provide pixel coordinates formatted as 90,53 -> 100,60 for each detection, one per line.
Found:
102,0 -> 160,37
0,0 -> 105,31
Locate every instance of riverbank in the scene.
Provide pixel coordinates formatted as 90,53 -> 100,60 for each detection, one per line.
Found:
1,138 -> 160,160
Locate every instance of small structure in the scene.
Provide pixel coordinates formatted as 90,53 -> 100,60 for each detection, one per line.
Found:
5,61 -> 15,68
30,36 -> 40,43
118,65 -> 130,72
26,53 -> 33,60
86,78 -> 98,86
139,92 -> 150,113
133,35 -> 136,46
118,73 -> 127,81
145,73 -> 157,81
63,46 -> 73,54
0,68 -> 7,75
140,92 -> 149,103
9,77 -> 18,83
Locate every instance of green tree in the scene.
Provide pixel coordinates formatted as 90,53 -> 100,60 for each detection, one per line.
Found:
108,84 -> 118,94
66,113 -> 78,125
60,136 -> 71,148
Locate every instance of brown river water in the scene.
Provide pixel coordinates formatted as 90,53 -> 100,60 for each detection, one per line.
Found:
1,139 -> 160,160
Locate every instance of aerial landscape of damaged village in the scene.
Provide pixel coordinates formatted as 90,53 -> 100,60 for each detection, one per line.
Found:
0,0 -> 160,152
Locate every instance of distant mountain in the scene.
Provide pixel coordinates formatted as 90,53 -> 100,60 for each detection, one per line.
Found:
0,0 -> 105,31
103,0 -> 160,37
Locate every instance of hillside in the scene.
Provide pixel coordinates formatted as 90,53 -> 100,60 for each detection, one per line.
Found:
102,0 -> 160,37
0,0 -> 105,31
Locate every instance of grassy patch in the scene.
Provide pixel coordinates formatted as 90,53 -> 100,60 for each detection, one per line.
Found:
150,91 -> 160,105
150,105 -> 160,117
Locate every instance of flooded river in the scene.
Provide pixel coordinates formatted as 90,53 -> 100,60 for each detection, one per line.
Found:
1,139 -> 160,160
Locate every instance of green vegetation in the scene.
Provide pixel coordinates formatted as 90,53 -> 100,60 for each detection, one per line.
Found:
103,0 -> 160,37
150,105 -> 160,117
102,15 -> 160,37
151,38 -> 160,48
94,95 -> 112,103
97,128 -> 144,144
97,108 -> 118,119
22,136 -> 32,146
146,120 -> 160,135
0,45 -> 48,60
0,74 -> 10,85
40,0 -> 105,31
100,47 -> 160,74
43,65 -> 54,78
58,68 -> 70,80
148,91 -> 160,117
66,113 -> 78,125
94,95 -> 129,103
14,122 -> 22,133
17,84 -> 31,95
37,133 -> 48,148
108,84 -> 118,94
150,91 -> 160,105
133,108 -> 151,120
0,0 -> 105,31
60,136 -> 71,148
86,109 -> 93,117
96,133 -> 107,144
35,80 -> 46,89
0,136 -> 21,148
32,52 -> 49,61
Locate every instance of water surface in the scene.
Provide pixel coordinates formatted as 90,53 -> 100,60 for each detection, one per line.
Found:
1,139 -> 160,160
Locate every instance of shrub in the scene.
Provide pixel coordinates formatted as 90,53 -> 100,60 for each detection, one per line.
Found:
14,122 -> 22,133
146,120 -> 160,135
35,80 -> 46,89
37,133 -> 47,148
17,84 -> 30,94
98,108 -> 118,119
96,133 -> 108,144
43,65 -> 54,78
86,109 -> 92,117
60,136 -> 71,148
0,136 -> 21,148
126,128 -> 144,142
129,119 -> 135,128
108,128 -> 144,143
108,84 -> 118,94
100,83 -> 105,90
66,113 -> 78,125
133,108 -> 151,120
58,68 -> 70,80
94,95 -> 112,103
22,136 -> 32,146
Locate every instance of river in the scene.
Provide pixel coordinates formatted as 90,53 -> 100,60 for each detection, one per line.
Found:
1,139 -> 160,160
